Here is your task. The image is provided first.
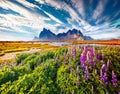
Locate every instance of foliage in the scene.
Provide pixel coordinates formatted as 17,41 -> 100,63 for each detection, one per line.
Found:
16,53 -> 30,64
0,46 -> 120,94
0,42 -> 59,64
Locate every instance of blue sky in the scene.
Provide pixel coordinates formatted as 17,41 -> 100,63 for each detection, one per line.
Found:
0,0 -> 120,40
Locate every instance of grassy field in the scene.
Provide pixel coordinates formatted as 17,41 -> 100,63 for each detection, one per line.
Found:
0,40 -> 120,64
0,41 -> 60,64
0,41 -> 60,55
0,40 -> 120,93
66,39 -> 120,45
0,45 -> 120,93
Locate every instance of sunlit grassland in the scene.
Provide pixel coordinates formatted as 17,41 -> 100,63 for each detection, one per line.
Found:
0,39 -> 120,64
0,41 -> 60,64
0,41 -> 59,54
0,45 -> 120,93
0,40 -> 120,93
65,39 -> 120,45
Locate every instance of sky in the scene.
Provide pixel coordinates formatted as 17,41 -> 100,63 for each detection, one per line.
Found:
0,0 -> 120,41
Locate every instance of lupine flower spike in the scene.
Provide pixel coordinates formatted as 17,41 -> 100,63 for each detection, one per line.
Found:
100,64 -> 108,85
84,66 -> 89,80
111,71 -> 118,87
97,50 -> 101,60
64,52 -> 66,65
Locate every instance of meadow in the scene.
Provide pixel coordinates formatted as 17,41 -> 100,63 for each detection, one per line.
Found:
0,41 -> 59,64
67,39 -> 120,45
0,41 -> 59,55
0,41 -> 120,94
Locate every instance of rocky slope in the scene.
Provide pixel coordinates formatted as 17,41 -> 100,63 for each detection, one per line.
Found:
34,28 -> 93,40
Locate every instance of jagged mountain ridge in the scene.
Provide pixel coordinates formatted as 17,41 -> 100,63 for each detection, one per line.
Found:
34,28 -> 93,40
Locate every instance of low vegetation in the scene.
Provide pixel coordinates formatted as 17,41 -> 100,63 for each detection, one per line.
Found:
0,46 -> 120,94
0,41 -> 59,64
66,39 -> 120,45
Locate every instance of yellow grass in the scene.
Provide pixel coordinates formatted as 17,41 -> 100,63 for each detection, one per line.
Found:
0,58 -> 16,65
65,39 -> 120,45
0,41 -> 60,64
1,39 -> 119,64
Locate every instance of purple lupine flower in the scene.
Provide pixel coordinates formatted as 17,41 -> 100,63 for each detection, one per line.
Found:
92,47 -> 95,56
118,92 -> 120,94
64,52 -> 66,65
101,64 -> 108,73
80,52 -> 86,69
110,60 -> 112,64
89,60 -> 93,67
89,48 -> 94,58
97,50 -> 101,60
100,64 -> 108,85
111,71 -> 118,87
85,47 -> 96,67
84,46 -> 87,51
100,72 -> 108,85
93,59 -> 97,66
102,53 -> 104,60
84,66 -> 89,80
69,65 -> 72,73
73,46 -> 76,59
76,76 -> 80,86
86,52 -> 90,61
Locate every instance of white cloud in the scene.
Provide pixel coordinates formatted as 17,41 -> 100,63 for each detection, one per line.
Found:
0,32 -> 32,41
0,14 -> 33,34
17,0 -> 39,8
95,16 -> 110,25
71,0 -> 85,18
0,0 -> 34,19
91,30 -> 120,39
35,0 -> 45,4
37,0 -> 91,32
93,0 -> 108,20
0,0 -> 119,40
0,0 -> 63,36
42,9 -> 63,24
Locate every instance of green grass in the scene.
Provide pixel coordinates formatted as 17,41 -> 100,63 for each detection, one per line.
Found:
0,46 -> 120,94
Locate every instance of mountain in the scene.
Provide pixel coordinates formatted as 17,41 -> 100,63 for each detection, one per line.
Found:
39,28 -> 57,40
33,36 -> 39,40
37,28 -> 93,40
57,29 -> 84,40
84,36 -> 93,40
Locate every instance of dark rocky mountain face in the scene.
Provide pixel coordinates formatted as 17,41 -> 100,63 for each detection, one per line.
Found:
39,28 -> 57,40
57,29 -> 84,40
37,28 -> 93,40
84,36 -> 93,40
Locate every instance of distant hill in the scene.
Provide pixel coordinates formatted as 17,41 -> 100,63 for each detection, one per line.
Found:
84,36 -> 93,40
34,28 -> 93,40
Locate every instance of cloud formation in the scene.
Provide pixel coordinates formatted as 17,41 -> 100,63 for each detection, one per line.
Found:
0,0 -> 120,40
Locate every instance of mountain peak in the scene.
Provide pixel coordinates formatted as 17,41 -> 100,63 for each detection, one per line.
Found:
67,29 -> 84,37
39,28 -> 56,40
41,28 -> 52,34
42,28 -> 47,32
37,28 -> 93,40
